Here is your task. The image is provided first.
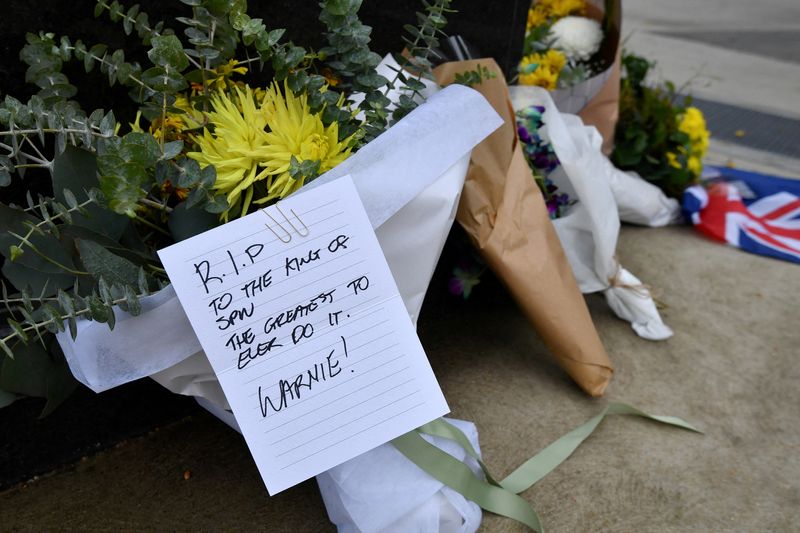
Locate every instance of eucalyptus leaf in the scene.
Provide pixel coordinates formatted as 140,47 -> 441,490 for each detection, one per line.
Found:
0,342 -> 50,397
148,35 -> 189,71
52,146 -> 129,239
0,388 -> 17,409
168,201 -> 219,241
0,204 -> 78,276
76,238 -> 141,288
2,260 -> 74,296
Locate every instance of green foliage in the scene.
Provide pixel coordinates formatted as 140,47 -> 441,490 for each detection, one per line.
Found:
611,52 -> 696,198
0,341 -> 78,417
453,65 -> 498,87
389,0 -> 454,123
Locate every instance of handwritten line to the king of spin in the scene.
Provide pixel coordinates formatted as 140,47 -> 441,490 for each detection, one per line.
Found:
190,224 -> 380,419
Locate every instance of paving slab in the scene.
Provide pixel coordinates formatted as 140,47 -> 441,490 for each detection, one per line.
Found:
623,0 -> 800,119
2,225 -> 798,532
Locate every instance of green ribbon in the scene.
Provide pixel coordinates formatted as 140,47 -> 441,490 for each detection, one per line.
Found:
392,402 -> 701,532
392,432 -> 545,532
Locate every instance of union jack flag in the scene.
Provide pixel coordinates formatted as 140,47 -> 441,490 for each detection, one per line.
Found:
683,167 -> 800,264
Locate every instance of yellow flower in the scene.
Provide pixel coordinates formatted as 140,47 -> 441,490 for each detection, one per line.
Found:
679,106 -> 710,156
188,85 -> 271,220
207,59 -> 249,92
254,82 -> 354,203
534,0 -> 585,19
188,83 -> 354,220
518,50 -> 566,90
687,155 -> 702,176
676,106 -> 710,177
666,152 -> 681,169
546,0 -> 585,18
527,6 -> 548,29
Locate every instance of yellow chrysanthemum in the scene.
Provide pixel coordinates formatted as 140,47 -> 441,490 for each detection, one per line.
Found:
188,83 -> 354,220
518,50 -> 567,90
254,83 -> 353,203
679,106 -> 710,156
527,6 -> 548,29
531,0 -> 585,20
544,0 -> 586,18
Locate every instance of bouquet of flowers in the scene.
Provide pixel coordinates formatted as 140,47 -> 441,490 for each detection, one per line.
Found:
519,0 -> 603,90
612,52 -> 710,198
517,0 -> 621,153
0,0 -> 463,414
517,105 -> 572,219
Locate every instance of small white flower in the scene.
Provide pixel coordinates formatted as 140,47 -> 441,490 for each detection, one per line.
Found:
549,16 -> 603,61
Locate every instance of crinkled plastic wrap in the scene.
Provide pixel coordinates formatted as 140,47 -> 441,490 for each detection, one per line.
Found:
55,84 -> 501,394
317,418 -> 483,533
508,85 -> 673,341
435,59 -> 614,396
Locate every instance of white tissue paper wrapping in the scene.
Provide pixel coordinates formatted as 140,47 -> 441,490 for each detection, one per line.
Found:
194,401 -> 483,533
508,85 -> 673,341
56,82 -> 501,533
317,418 -> 483,533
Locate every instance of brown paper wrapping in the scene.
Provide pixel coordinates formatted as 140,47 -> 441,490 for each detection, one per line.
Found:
577,0 -> 622,155
577,52 -> 621,156
434,59 -> 613,397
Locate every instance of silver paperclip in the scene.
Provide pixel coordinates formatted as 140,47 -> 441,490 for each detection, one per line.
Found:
261,209 -> 292,243
275,203 -> 309,237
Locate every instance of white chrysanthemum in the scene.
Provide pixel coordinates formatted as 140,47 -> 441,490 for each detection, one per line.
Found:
549,16 -> 603,61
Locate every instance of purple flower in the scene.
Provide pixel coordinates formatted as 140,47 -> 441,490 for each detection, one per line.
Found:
449,263 -> 484,300
518,125 -> 532,144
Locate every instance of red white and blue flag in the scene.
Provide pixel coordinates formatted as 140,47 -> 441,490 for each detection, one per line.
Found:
683,166 -> 800,264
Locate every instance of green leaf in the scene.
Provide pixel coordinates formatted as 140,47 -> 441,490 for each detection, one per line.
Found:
0,338 -> 78,415
148,35 -> 189,71
87,293 -> 110,323
76,238 -> 141,287
141,66 -> 188,92
52,147 -> 129,239
168,201 -> 219,241
7,319 -> 29,343
1,342 -> 49,397
326,0 -> 362,16
2,261 -> 74,296
0,204 -> 78,276
204,195 -> 228,214
0,388 -> 17,409
120,132 -> 161,167
98,164 -> 148,216
123,285 -> 142,315
42,341 -> 79,417
161,140 -> 184,160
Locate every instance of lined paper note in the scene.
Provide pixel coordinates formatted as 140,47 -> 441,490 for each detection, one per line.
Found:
158,176 -> 449,494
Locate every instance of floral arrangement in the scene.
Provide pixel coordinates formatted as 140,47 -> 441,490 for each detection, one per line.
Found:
611,52 -> 710,198
518,0 -> 606,89
0,0 -> 455,414
517,105 -> 572,219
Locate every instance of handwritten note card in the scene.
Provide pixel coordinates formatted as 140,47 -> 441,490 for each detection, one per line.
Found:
158,176 -> 449,494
